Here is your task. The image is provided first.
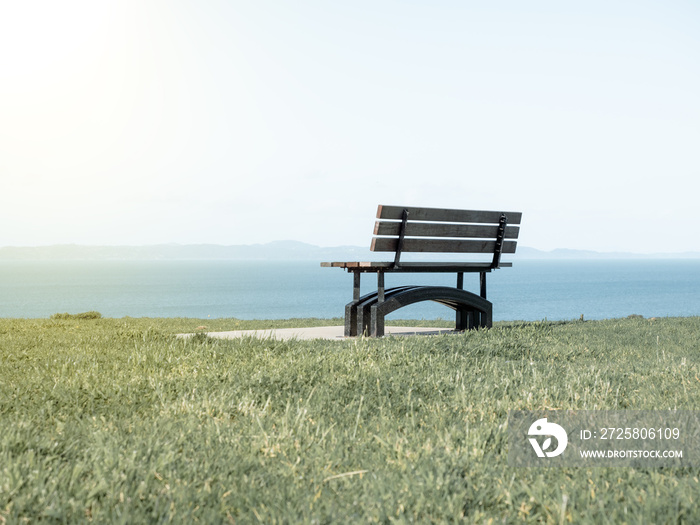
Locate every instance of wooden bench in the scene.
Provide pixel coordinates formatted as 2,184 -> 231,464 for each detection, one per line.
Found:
321,205 -> 522,337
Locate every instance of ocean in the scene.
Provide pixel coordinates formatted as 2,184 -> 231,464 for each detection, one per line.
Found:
0,259 -> 698,321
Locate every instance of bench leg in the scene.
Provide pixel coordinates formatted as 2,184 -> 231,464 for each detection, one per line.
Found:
353,271 -> 361,302
456,273 -> 465,329
373,271 -> 385,337
370,304 -> 385,337
460,310 -> 480,330
344,271 -> 362,337
482,308 -> 493,328
456,309 -> 468,331
345,302 -> 358,337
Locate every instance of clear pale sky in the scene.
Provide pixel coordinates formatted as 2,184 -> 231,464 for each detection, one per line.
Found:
1,1 -> 698,253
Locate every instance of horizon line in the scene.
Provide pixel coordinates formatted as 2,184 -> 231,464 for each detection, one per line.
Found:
0,242 -> 699,259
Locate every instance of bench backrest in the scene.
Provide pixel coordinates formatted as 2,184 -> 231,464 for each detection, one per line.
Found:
370,205 -> 522,268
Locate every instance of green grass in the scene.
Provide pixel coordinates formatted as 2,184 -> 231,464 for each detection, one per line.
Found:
1,316 -> 699,523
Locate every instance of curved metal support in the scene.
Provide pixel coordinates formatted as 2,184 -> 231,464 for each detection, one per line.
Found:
347,285 -> 493,337
345,286 -> 413,336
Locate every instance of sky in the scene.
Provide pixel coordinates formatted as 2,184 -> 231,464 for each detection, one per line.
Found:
1,0 -> 698,253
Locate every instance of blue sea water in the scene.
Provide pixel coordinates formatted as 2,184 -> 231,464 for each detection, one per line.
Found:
0,260 -> 698,321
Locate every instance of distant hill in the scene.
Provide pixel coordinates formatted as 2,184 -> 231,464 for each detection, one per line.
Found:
0,242 -> 372,261
0,242 -> 698,261
516,247 -> 700,260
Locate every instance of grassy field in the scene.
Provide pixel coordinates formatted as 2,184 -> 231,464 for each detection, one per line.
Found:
1,315 -> 699,523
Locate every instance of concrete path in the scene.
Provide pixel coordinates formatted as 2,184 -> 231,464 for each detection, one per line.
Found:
182,326 -> 455,341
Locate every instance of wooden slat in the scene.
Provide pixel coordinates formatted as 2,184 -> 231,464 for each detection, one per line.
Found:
371,238 -> 518,254
373,221 -> 520,239
377,205 -> 522,225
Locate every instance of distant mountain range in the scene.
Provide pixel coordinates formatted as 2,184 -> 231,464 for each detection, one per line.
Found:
0,242 -> 369,261
516,247 -> 700,259
0,242 -> 698,261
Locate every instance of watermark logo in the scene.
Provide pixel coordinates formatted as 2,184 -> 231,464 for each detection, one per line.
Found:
528,418 -> 568,458
509,410 -> 698,467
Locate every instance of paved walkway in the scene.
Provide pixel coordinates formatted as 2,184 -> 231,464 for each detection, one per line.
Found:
181,326 -> 455,341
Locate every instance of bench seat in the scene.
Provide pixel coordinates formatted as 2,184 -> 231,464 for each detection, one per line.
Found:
321,261 -> 512,272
